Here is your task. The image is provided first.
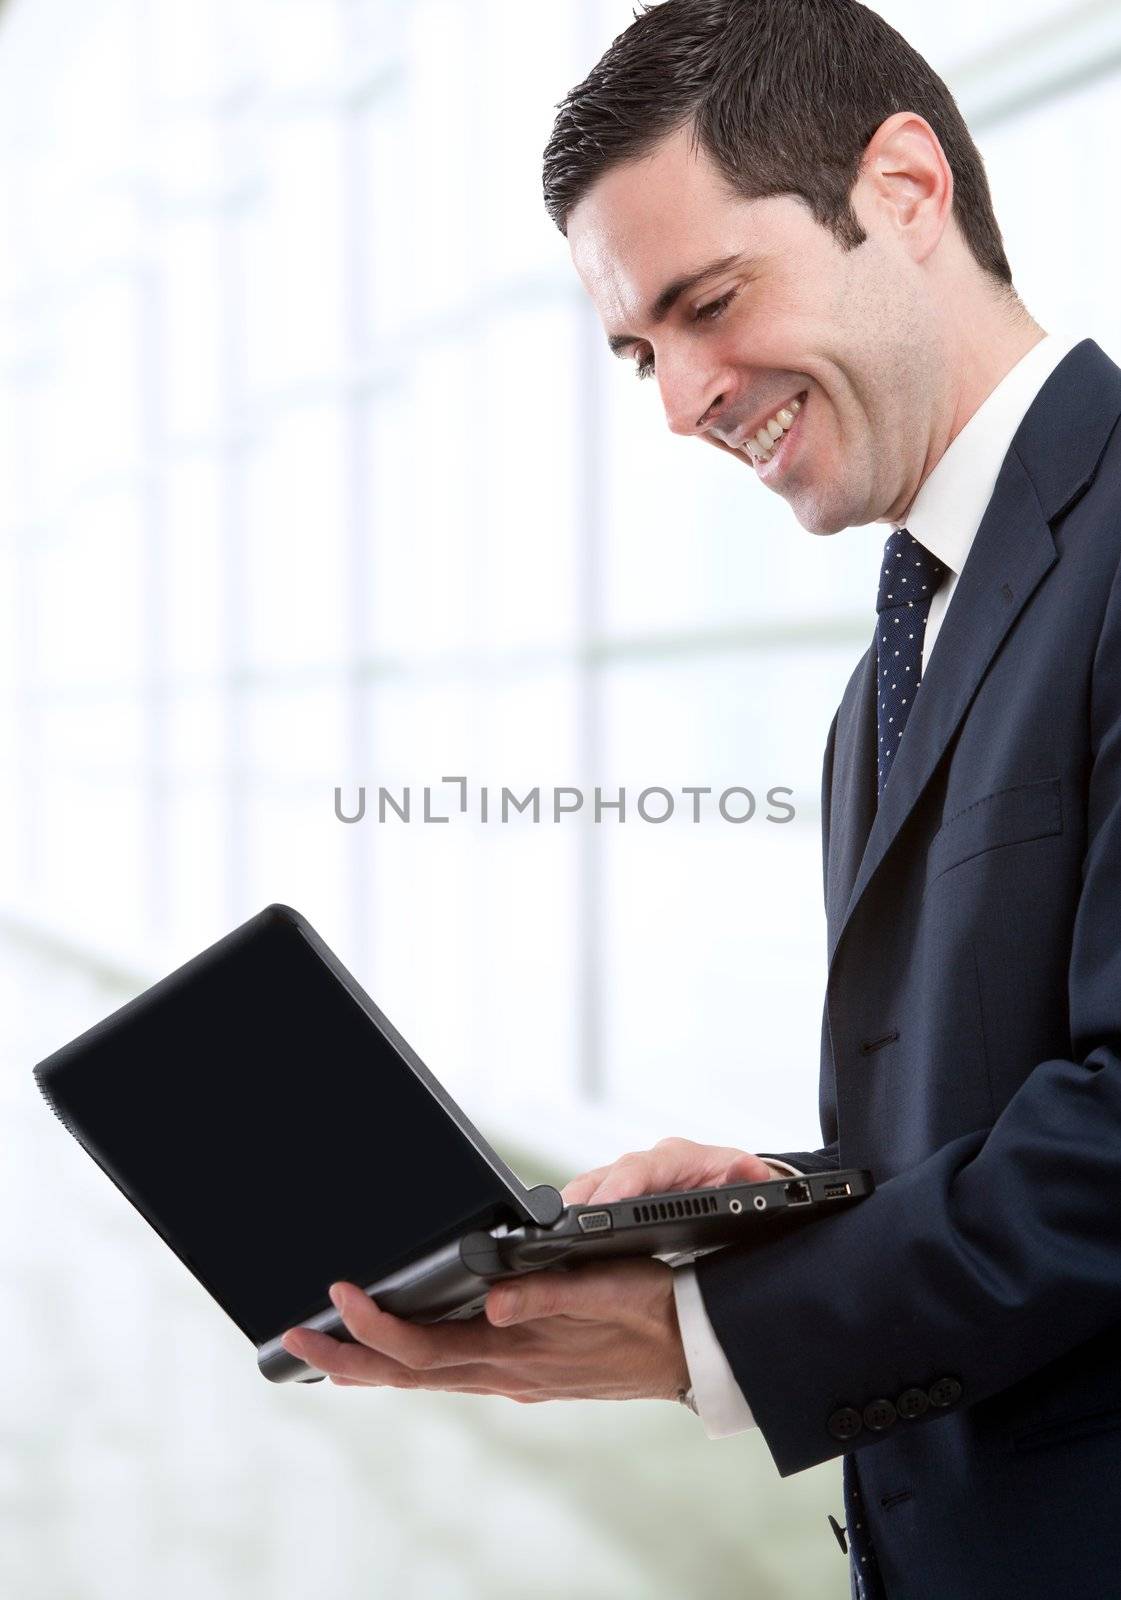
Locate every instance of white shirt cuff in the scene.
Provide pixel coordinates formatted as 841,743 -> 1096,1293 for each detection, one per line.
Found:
668,1157 -> 805,1439
672,1264 -> 757,1436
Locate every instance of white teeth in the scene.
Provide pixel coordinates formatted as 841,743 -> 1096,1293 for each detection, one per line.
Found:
742,393 -> 805,460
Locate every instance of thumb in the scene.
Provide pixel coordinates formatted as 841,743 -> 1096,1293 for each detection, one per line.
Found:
720,1153 -> 776,1186
486,1262 -> 646,1327
486,1270 -> 569,1327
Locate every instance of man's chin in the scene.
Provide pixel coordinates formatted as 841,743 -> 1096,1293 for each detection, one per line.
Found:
783,492 -> 852,537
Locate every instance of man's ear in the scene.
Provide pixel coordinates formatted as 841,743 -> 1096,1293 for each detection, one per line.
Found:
859,110 -> 953,266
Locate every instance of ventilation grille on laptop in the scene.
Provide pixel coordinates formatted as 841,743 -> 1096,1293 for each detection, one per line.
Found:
632,1195 -> 718,1224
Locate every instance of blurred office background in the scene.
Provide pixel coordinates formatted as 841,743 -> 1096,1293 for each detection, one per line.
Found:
1,1 -> 1118,1595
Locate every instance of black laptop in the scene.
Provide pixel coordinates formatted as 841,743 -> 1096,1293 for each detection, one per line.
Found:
33,903 -> 872,1383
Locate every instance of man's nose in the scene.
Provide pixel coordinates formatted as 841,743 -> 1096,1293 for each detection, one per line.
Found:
658,351 -> 735,439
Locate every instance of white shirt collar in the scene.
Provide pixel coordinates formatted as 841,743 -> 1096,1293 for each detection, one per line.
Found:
899,330 -> 1081,575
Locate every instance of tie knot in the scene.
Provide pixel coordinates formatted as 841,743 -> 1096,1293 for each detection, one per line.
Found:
876,528 -> 947,615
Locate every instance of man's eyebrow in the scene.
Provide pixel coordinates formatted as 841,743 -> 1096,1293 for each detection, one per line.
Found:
606,252 -> 755,356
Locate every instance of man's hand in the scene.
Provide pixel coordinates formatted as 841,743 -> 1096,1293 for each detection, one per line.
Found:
279,1137 -> 772,1401
559,1135 -> 775,1205
279,1258 -> 689,1402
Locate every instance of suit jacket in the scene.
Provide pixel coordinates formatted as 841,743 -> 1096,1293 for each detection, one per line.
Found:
694,337 -> 1121,1600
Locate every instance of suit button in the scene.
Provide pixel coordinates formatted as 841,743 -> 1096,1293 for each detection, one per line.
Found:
863,1398 -> 897,1431
897,1386 -> 930,1420
828,1406 -> 864,1441
928,1376 -> 963,1409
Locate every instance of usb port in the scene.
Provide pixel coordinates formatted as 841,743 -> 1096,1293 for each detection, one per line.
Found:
784,1180 -> 813,1207
578,1210 -> 612,1233
823,1181 -> 852,1200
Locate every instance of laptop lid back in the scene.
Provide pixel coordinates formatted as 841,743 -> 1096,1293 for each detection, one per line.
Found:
34,904 -> 542,1346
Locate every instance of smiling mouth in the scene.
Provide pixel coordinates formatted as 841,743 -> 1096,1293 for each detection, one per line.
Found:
737,391 -> 807,465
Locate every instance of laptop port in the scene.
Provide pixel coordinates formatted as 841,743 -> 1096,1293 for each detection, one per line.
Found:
784,1180 -> 813,1207
578,1210 -> 612,1233
823,1181 -> 852,1199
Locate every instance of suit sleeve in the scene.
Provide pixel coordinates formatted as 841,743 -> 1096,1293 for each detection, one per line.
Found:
694,552 -> 1121,1477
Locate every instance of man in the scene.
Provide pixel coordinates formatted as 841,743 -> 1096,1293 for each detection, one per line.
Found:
281,3 -> 1121,1594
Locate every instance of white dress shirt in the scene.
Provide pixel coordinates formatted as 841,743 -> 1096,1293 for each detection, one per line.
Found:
672,329 -> 1082,1438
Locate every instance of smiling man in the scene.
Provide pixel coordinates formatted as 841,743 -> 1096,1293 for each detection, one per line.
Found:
570,114 -> 1036,537
282,4 -> 1121,1597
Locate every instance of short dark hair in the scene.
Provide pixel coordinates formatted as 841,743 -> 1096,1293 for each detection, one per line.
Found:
542,0 -> 1014,291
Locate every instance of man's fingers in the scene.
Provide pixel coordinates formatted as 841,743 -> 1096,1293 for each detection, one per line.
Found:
586,1153 -> 660,1204
284,1324 -> 505,1390
486,1266 -> 598,1328
282,1326 -> 412,1385
585,1139 -> 712,1203
560,1164 -> 613,1204
719,1152 -> 776,1186
487,1259 -> 666,1328
281,1284 -> 495,1378
564,1142 -> 778,1211
580,1139 -> 776,1204
563,1140 -> 702,1203
327,1282 -> 433,1365
327,1282 -> 494,1369
293,1331 -> 527,1394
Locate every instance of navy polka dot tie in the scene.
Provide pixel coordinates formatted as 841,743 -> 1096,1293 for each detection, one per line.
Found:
876,528 -> 947,798
842,1454 -> 886,1599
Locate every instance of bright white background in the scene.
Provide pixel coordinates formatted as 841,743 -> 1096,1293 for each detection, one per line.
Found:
0,2 -> 1119,1596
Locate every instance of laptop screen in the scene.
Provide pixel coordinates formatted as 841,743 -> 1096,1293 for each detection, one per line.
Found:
40,910 -> 519,1344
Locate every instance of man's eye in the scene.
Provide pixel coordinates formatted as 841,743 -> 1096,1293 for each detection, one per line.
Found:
631,288 -> 736,379
693,290 -> 736,323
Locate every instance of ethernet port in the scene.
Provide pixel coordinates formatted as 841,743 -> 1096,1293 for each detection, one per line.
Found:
784,1179 -> 813,1207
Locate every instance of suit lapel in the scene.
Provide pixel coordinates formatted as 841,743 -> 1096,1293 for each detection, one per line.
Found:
825,337 -> 1121,974
825,639 -> 877,962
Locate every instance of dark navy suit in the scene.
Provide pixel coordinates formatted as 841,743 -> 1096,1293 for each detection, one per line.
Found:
694,338 -> 1121,1598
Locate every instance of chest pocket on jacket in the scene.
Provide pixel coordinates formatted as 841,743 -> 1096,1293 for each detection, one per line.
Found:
925,776 -> 1063,887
